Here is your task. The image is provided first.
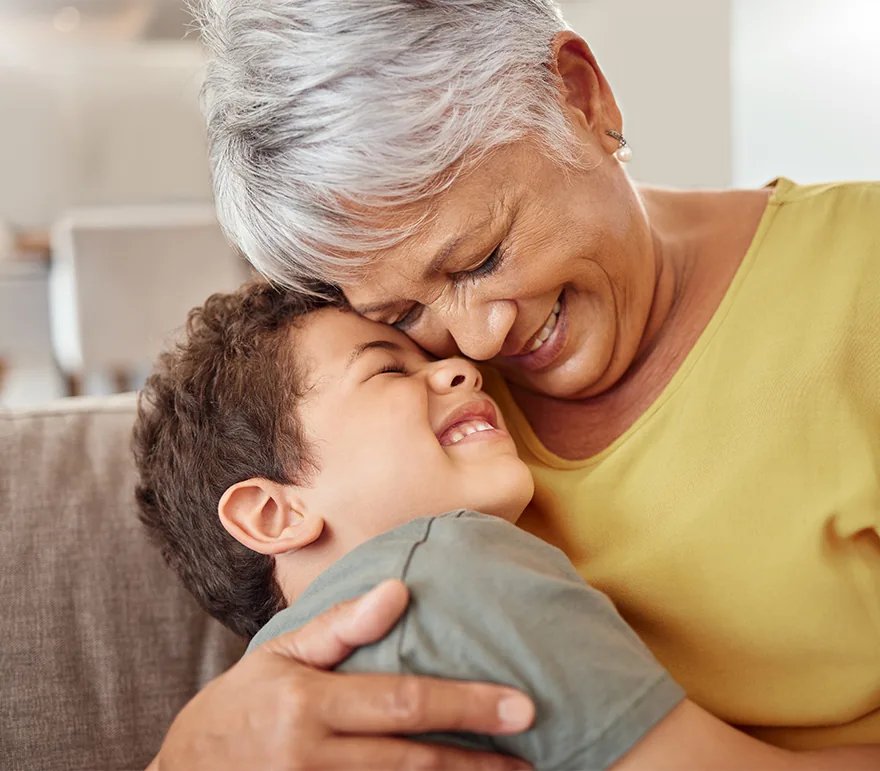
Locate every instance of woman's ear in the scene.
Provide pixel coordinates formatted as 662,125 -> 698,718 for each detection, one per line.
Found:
218,479 -> 324,556
550,31 -> 623,150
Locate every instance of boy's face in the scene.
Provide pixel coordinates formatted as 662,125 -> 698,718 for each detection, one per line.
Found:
295,308 -> 534,550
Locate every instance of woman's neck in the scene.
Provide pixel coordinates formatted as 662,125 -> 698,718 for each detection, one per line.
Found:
633,187 -> 734,360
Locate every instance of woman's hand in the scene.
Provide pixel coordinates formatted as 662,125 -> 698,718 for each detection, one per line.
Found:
149,580 -> 534,771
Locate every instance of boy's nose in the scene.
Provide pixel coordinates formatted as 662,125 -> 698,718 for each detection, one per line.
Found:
428,358 -> 483,394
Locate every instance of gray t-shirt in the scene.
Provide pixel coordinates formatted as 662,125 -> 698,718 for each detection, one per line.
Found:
248,511 -> 684,770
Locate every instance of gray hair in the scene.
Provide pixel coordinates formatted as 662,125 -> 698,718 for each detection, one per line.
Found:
196,0 -> 573,293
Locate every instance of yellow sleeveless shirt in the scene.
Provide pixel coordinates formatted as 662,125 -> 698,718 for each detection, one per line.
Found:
483,179 -> 880,749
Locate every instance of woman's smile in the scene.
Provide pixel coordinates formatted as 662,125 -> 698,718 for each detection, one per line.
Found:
531,299 -> 562,352
503,291 -> 568,372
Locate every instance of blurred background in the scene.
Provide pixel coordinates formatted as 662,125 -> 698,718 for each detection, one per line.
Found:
1,0 -> 878,407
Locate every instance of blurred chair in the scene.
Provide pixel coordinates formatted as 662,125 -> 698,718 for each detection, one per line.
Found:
0,261 -> 64,407
48,205 -> 251,396
0,220 -> 15,262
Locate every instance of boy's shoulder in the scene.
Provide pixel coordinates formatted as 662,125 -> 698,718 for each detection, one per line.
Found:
247,510 -> 579,653
248,509 -> 685,771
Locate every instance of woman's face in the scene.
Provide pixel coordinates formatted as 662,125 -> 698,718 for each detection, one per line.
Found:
343,138 -> 657,400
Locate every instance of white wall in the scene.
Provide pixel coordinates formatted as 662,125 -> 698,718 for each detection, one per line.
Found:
732,0 -> 880,187
59,43 -> 211,211
558,0 -> 733,188
0,39 -> 210,229
0,59 -> 69,228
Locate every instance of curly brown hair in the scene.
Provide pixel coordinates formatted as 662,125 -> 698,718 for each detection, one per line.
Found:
132,281 -> 342,638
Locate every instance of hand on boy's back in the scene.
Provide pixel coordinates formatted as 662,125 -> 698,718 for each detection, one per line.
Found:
149,580 -> 534,771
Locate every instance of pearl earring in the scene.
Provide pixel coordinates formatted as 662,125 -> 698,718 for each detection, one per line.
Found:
606,130 -> 632,163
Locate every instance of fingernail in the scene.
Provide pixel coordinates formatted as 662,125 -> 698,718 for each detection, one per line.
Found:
498,694 -> 534,729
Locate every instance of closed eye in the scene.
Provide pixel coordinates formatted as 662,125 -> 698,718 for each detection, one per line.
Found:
392,243 -> 506,331
452,243 -> 506,285
372,362 -> 409,378
392,305 -> 424,332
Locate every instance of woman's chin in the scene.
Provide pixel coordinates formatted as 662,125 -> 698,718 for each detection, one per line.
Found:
505,358 -> 606,400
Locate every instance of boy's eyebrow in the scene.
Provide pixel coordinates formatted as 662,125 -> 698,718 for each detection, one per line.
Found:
345,339 -> 404,370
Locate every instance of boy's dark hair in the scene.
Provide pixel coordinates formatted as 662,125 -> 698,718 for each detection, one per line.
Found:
132,281 -> 341,638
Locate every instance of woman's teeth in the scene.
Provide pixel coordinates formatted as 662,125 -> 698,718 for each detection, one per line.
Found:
447,419 -> 495,445
530,300 -> 562,353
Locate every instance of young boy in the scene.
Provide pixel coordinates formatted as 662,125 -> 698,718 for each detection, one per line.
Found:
134,282 -> 879,771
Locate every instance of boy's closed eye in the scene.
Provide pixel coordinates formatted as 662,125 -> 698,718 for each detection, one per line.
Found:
373,362 -> 409,378
347,339 -> 424,383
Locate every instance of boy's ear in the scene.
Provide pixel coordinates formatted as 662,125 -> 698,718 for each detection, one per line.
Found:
218,479 -> 324,556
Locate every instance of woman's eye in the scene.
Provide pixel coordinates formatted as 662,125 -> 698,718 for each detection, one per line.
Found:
390,244 -> 505,331
454,244 -> 506,284
392,305 -> 423,331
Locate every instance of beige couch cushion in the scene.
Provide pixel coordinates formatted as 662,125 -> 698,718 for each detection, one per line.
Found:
0,394 -> 246,771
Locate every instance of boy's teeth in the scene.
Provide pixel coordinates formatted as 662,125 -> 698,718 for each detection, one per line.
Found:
448,419 -> 495,445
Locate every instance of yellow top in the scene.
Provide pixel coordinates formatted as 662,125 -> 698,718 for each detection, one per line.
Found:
484,179 -> 880,749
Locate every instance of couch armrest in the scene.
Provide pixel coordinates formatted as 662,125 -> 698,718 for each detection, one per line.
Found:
0,395 -> 246,771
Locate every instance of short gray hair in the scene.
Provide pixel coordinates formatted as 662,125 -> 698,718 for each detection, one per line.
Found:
196,0 -> 573,293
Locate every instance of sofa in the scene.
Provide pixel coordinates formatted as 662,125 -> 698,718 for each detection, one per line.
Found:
1,394 -> 245,771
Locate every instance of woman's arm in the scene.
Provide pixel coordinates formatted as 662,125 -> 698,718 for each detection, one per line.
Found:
148,580 -> 534,771
612,700 -> 880,771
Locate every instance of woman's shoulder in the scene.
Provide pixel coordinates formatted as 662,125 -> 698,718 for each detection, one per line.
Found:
768,176 -> 880,212
756,177 -> 880,263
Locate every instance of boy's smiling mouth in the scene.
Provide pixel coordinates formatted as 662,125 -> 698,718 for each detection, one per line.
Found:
435,399 -> 509,447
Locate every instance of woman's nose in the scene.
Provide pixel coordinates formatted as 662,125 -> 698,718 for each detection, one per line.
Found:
413,326 -> 461,359
428,357 -> 483,394
441,300 -> 516,361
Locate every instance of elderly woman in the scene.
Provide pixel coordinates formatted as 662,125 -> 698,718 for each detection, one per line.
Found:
151,0 -> 880,768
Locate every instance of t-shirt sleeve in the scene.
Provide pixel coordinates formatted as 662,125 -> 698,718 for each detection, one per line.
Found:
339,512 -> 685,771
